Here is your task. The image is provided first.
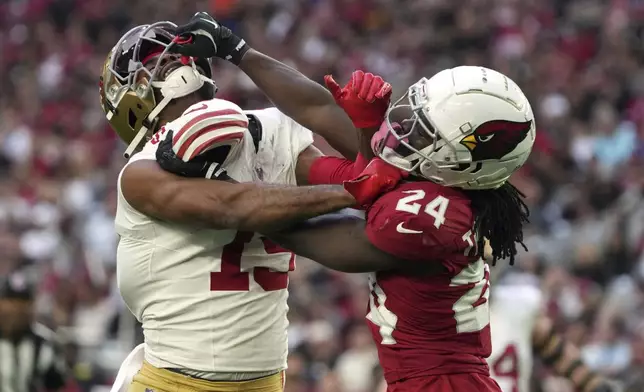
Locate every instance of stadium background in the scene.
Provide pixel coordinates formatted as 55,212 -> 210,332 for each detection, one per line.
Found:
1,0 -> 643,391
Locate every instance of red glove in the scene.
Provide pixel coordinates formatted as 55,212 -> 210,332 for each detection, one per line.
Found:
324,70 -> 393,129
343,158 -> 407,209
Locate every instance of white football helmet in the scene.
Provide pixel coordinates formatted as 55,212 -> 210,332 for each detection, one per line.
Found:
372,66 -> 536,190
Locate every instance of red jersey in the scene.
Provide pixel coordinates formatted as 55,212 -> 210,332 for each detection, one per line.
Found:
364,180 -> 491,383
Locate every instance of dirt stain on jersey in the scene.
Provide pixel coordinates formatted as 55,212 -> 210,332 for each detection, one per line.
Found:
255,166 -> 265,180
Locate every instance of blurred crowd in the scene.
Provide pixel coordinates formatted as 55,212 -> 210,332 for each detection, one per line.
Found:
1,0 -> 643,391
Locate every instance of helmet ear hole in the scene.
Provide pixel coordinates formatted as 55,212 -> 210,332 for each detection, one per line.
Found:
128,109 -> 138,129
452,163 -> 484,173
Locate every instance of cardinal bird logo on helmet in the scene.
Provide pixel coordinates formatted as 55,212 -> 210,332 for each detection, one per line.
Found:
459,119 -> 532,161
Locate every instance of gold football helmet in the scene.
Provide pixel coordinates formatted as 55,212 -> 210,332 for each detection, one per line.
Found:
99,22 -> 217,158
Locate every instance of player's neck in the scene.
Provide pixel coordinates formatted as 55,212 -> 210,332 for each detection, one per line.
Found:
158,95 -> 203,127
158,106 -> 187,128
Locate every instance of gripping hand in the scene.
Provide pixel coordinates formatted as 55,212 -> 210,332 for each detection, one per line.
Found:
324,70 -> 392,129
343,158 -> 406,209
171,12 -> 250,65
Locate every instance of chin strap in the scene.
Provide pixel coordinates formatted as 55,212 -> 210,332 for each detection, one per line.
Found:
123,61 -> 217,159
123,99 -> 167,159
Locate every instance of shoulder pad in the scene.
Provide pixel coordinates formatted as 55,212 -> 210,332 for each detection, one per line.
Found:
171,98 -> 249,162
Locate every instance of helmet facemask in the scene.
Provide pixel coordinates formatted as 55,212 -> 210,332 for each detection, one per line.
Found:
372,78 -> 470,180
100,21 -> 218,159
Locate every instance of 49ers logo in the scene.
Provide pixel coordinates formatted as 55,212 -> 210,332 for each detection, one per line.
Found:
150,126 -> 168,145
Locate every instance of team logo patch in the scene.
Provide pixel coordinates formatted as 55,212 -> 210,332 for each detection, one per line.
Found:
459,120 -> 532,160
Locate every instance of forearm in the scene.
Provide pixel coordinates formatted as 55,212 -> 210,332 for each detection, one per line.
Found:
124,161 -> 356,232
238,49 -> 359,158
534,317 -> 606,392
550,344 -> 606,392
194,183 -> 356,232
358,126 -> 379,159
307,154 -> 368,185
266,213 -> 444,274
265,213 -> 394,273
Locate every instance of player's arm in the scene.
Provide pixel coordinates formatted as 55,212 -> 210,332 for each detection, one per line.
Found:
532,314 -> 615,392
121,159 -> 355,233
288,69 -> 391,184
266,213 -> 444,275
268,185 -> 447,275
357,125 -> 379,160
237,49 -> 359,159
295,145 -> 368,186
171,13 -> 390,160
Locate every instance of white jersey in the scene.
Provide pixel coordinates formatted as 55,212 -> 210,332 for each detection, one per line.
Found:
488,279 -> 543,392
115,99 -> 313,374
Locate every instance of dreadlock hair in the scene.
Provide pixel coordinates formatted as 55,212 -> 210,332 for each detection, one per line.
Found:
463,182 -> 530,266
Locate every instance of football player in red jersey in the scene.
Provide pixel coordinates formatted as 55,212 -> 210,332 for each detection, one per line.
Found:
287,72 -> 613,392
167,12 -> 536,392
274,68 -> 534,392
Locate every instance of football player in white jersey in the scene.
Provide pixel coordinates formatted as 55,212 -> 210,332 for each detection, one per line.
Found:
488,269 -> 617,392
101,19 -> 405,392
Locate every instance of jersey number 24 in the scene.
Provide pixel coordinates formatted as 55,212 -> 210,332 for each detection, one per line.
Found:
368,191 -> 490,345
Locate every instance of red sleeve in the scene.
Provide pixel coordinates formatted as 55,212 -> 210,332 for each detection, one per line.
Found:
365,197 -> 444,262
364,183 -> 476,274
307,153 -> 368,185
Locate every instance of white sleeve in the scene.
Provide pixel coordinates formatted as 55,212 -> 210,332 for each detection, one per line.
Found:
245,107 -> 314,156
245,107 -> 314,184
278,111 -> 314,163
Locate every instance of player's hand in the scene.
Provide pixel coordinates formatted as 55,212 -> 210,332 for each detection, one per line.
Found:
324,70 -> 392,129
156,130 -> 231,180
170,12 -> 250,65
343,158 -> 406,209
